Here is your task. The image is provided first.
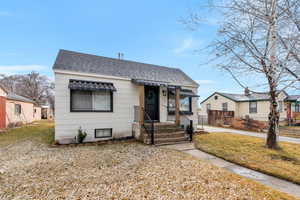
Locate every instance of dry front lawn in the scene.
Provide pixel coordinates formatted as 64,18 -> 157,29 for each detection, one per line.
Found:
280,126 -> 300,138
0,122 -> 298,200
194,132 -> 300,185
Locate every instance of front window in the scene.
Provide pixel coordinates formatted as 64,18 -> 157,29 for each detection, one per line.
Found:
249,101 -> 257,113
71,90 -> 112,112
292,103 -> 300,112
15,104 -> 21,115
206,103 -> 211,112
278,101 -> 283,112
180,96 -> 191,112
168,89 -> 192,114
222,103 -> 228,111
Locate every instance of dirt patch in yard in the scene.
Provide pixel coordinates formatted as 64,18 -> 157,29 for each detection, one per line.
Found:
0,140 -> 298,200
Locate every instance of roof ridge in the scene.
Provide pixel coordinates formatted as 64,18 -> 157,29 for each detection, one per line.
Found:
58,49 -> 182,71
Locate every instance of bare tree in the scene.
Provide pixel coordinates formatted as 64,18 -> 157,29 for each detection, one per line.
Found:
185,0 -> 300,148
0,71 -> 54,108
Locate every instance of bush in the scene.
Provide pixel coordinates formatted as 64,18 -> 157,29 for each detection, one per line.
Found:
76,127 -> 87,143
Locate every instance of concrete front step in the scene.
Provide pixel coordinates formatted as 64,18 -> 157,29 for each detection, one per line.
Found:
142,128 -> 184,134
145,135 -> 189,145
144,123 -> 182,130
144,131 -> 186,139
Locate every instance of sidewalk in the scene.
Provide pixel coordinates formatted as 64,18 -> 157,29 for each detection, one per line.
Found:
198,125 -> 300,144
161,142 -> 300,199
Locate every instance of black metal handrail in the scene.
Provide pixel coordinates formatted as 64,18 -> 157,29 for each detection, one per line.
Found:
181,113 -> 194,142
163,104 -> 194,142
141,107 -> 154,145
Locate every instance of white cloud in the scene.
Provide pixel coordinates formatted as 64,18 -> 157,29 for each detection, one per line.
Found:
172,37 -> 202,55
0,65 -> 47,75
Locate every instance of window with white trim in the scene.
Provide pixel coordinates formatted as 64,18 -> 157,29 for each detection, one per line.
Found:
249,101 -> 257,113
222,103 -> 228,111
206,103 -> 211,112
71,90 -> 112,112
167,89 -> 192,113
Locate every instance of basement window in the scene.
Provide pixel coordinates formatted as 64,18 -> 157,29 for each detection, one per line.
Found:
95,128 -> 112,138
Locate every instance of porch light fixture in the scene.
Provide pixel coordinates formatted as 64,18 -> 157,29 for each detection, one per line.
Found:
162,89 -> 167,96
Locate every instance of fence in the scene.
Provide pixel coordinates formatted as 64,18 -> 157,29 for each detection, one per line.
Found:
198,115 -> 208,128
207,110 -> 234,126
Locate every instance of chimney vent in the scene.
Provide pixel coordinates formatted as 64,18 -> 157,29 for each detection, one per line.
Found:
244,87 -> 250,96
118,52 -> 124,60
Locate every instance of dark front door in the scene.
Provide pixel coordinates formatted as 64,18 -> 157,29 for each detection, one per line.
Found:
144,86 -> 159,121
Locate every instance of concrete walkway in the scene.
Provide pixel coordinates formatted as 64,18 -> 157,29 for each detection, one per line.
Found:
161,142 -> 300,199
199,125 -> 300,144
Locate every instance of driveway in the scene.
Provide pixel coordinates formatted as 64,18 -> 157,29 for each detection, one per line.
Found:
199,125 -> 300,144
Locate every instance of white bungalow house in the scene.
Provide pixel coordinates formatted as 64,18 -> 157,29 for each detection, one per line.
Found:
53,50 -> 199,144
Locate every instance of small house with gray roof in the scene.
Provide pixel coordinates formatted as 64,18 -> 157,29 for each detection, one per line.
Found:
199,88 -> 300,123
0,85 -> 41,129
53,49 -> 199,144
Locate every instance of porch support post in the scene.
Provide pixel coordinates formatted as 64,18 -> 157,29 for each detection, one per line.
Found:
175,87 -> 180,126
139,85 -> 145,125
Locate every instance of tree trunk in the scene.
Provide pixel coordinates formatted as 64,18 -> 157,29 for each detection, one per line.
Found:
266,0 -> 279,149
266,89 -> 279,149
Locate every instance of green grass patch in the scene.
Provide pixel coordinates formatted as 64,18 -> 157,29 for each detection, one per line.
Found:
194,132 -> 300,185
0,120 -> 54,146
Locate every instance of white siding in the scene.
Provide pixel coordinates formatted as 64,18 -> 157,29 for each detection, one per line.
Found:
6,100 -> 34,126
55,72 -> 199,142
199,93 -> 237,116
236,91 -> 288,121
200,91 -> 288,122
159,86 -> 168,122
55,72 -> 139,142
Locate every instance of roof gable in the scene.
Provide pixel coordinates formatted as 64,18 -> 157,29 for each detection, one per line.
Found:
53,49 -> 198,87
200,92 -> 237,104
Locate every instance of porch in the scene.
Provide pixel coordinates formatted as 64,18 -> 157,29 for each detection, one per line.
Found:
131,79 -> 199,145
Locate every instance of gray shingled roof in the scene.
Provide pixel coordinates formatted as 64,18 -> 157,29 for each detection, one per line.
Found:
7,93 -> 35,103
53,49 -> 198,87
286,95 -> 300,102
219,92 -> 270,102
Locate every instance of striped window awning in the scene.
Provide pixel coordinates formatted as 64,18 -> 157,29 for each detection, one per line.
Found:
170,89 -> 199,97
68,79 -> 116,92
132,79 -> 169,87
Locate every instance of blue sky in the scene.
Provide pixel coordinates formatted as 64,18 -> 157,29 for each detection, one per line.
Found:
0,0 -> 242,101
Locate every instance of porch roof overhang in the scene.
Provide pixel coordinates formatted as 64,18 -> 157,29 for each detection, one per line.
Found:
68,79 -> 116,92
170,88 -> 199,97
132,79 -> 170,87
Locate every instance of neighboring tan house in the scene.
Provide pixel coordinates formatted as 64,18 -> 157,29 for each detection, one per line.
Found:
0,85 -> 42,128
53,49 -> 199,144
199,88 -> 297,122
